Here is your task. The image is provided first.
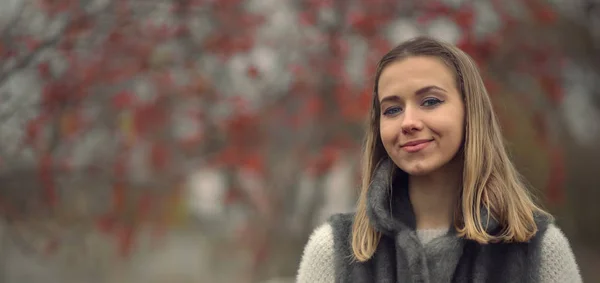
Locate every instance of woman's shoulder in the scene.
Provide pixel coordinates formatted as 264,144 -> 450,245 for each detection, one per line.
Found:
296,223 -> 336,283
296,212 -> 355,283
540,223 -> 574,250
538,223 -> 582,282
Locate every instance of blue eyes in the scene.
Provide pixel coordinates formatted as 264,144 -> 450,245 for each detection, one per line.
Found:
422,98 -> 443,107
383,107 -> 401,116
382,98 -> 443,116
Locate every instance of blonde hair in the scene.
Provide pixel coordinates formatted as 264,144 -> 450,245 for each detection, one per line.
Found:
352,36 -> 550,262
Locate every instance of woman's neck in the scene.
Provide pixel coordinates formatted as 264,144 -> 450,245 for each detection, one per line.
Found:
408,159 -> 462,230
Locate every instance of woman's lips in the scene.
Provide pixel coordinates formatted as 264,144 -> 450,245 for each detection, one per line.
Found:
401,139 -> 432,153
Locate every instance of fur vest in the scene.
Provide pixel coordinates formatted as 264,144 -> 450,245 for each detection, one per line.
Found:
328,159 -> 552,283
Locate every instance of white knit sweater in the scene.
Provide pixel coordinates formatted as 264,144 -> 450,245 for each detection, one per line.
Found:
297,223 -> 582,283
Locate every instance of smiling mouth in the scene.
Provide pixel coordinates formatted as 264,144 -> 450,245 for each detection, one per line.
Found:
401,139 -> 433,153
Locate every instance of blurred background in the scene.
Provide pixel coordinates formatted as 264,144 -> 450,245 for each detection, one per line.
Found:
0,0 -> 599,282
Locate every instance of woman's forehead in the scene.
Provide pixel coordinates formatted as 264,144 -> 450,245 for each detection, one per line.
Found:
378,57 -> 456,96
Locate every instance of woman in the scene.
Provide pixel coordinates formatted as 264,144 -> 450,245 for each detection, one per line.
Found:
296,37 -> 582,283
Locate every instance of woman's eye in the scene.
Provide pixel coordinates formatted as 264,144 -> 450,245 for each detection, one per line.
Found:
383,107 -> 402,116
422,98 -> 443,107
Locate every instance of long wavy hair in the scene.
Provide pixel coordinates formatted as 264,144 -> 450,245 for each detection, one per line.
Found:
351,36 -> 549,262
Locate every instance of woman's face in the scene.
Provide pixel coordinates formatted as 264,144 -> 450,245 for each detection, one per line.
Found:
378,56 -> 465,176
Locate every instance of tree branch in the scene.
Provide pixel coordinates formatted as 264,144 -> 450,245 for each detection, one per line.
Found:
0,34 -> 61,86
0,0 -> 26,38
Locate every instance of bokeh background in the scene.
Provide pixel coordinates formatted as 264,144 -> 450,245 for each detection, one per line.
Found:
0,0 -> 599,282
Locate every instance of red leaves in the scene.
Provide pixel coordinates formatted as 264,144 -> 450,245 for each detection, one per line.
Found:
202,2 -> 261,58
37,0 -> 77,16
134,106 -> 166,136
107,30 -> 124,45
331,37 -> 349,56
423,0 -> 452,15
307,145 -> 339,176
143,22 -> 189,40
212,0 -> 244,10
38,62 -> 51,79
369,37 -> 391,59
347,11 -> 381,37
97,188 -> 159,258
305,0 -> 334,8
305,94 -> 323,117
112,182 -> 126,214
241,152 -> 264,175
117,101 -> 170,142
41,82 -> 71,111
356,88 -> 372,116
333,83 -> 370,122
115,0 -> 132,22
60,110 -> 81,139
0,43 -> 15,60
211,147 -> 265,175
203,33 -> 255,58
285,92 -> 323,129
117,227 -> 135,258
224,110 -> 261,148
456,36 -> 488,65
418,1 -> 452,24
299,11 -> 317,26
178,111 -> 205,149
172,25 -> 190,37
490,0 -> 517,27
247,65 -> 260,78
539,75 -> 564,105
453,5 -> 475,30
112,91 -> 137,109
152,71 -> 175,92
224,189 -> 242,205
252,242 -> 269,265
95,214 -> 117,234
150,142 -> 170,172
25,117 -> 45,145
113,155 -> 127,181
15,37 -> 42,52
77,60 -> 100,85
523,0 -> 557,25
94,214 -> 136,258
186,75 -> 212,95
137,192 -> 154,222
103,59 -> 144,84
212,146 -> 238,167
478,36 -> 503,61
65,14 -> 94,38
238,14 -> 265,28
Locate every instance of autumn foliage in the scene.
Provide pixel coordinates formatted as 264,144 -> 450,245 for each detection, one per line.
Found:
0,0 -> 585,280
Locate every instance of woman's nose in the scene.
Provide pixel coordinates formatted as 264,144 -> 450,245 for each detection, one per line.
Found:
400,107 -> 423,134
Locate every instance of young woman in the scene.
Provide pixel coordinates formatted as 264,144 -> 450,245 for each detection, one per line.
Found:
297,37 -> 582,283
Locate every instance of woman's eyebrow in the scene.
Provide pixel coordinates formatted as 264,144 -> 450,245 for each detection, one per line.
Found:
380,85 -> 447,104
414,85 -> 447,96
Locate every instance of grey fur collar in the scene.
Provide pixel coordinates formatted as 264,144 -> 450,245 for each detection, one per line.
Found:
328,158 -> 552,282
366,158 -> 500,236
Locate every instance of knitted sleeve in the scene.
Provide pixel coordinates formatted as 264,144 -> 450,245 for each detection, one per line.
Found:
538,224 -> 582,283
296,224 -> 336,283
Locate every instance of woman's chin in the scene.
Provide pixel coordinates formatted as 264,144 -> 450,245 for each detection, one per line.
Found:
397,162 -> 435,176
404,168 -> 433,176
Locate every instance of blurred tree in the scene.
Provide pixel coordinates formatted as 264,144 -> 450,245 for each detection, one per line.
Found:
0,0 -> 598,282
